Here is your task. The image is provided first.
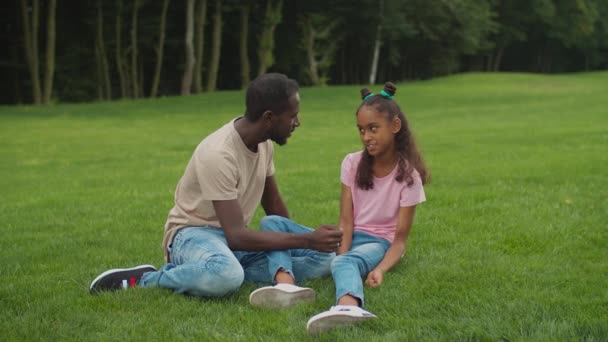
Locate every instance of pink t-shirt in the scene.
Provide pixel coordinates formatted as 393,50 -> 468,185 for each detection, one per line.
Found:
341,151 -> 426,243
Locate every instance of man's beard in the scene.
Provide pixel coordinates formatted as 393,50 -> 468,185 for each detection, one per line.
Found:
269,128 -> 288,146
271,135 -> 287,146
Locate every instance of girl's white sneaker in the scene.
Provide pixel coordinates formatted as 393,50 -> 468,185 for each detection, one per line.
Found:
306,305 -> 377,334
249,283 -> 315,308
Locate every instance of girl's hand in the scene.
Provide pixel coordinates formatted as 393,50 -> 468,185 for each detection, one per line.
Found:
365,269 -> 384,287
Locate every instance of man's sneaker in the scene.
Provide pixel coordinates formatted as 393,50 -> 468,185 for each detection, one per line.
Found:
306,305 -> 377,335
89,265 -> 157,294
249,283 -> 315,308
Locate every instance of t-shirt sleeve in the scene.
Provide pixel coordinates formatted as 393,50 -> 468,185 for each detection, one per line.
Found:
400,171 -> 426,207
340,154 -> 355,187
266,142 -> 275,177
195,148 -> 239,201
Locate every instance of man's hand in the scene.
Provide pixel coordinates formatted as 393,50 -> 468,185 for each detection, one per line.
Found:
365,269 -> 384,287
308,225 -> 343,252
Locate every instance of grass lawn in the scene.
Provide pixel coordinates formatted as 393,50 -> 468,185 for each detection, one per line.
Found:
1,72 -> 606,341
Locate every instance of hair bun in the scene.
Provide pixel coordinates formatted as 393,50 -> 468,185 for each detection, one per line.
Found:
383,82 -> 397,96
360,88 -> 372,100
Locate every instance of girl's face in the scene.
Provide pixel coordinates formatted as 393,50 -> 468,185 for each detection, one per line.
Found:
356,105 -> 401,157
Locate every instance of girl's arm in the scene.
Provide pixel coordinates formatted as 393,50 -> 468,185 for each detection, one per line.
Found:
337,183 -> 354,255
365,205 -> 416,287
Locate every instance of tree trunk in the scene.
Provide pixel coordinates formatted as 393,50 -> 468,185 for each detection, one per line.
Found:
369,25 -> 381,85
239,3 -> 250,88
150,0 -> 170,97
181,0 -> 196,95
95,44 -> 104,100
206,0 -> 222,92
257,0 -> 282,76
369,0 -> 383,85
341,48 -> 348,84
485,53 -> 493,71
493,47 -> 504,71
130,0 -> 141,98
42,0 -> 56,103
139,59 -> 144,98
20,0 -> 41,104
31,0 -> 41,103
115,0 -> 127,98
303,17 -> 320,86
96,0 -> 111,100
193,0 -> 207,93
11,46 -> 23,103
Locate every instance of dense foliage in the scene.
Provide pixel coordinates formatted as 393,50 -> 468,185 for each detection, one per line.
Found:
2,0 -> 607,104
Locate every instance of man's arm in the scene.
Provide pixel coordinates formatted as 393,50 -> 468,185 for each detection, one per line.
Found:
213,199 -> 342,252
261,175 -> 289,218
337,183 -> 354,255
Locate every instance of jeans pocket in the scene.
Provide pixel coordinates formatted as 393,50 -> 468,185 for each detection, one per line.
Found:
169,229 -> 189,262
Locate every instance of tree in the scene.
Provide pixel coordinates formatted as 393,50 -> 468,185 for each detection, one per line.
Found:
206,0 -> 222,92
95,0 -> 112,100
150,0 -> 170,97
20,0 -> 41,104
582,0 -> 608,70
2,0 -> 607,104
545,0 -> 599,71
19,0 -> 57,104
130,0 -> 142,98
115,0 -> 129,98
181,0 -> 196,95
257,0 -> 282,76
42,0 -> 56,103
369,0 -> 384,85
239,2 -> 251,88
397,0 -> 494,76
193,0 -> 207,93
299,14 -> 338,86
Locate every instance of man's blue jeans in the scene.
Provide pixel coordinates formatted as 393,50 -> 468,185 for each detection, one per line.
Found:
331,230 -> 391,307
140,215 -> 334,297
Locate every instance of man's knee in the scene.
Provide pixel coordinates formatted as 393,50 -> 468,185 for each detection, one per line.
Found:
259,215 -> 289,232
209,267 -> 245,296
188,255 -> 245,297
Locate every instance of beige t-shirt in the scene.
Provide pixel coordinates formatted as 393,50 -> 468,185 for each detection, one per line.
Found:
162,118 -> 275,261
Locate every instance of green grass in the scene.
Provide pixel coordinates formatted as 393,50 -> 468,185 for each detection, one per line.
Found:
1,72 -> 607,341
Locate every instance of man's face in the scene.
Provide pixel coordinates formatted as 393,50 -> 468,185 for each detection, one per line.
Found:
269,93 -> 300,145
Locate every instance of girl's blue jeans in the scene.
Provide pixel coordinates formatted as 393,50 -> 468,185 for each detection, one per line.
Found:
139,215 -> 334,297
331,230 -> 391,307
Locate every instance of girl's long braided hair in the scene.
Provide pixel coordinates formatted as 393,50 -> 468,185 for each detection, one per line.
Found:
355,82 -> 430,190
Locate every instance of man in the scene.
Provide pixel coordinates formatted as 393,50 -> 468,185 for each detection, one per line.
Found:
90,73 -> 343,308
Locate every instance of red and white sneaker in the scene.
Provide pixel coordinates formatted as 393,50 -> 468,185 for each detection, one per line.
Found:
89,265 -> 157,294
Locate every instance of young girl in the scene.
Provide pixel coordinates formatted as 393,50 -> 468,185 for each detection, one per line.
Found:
307,82 -> 429,334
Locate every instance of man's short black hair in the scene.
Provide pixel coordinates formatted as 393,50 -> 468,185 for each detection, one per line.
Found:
245,73 -> 299,121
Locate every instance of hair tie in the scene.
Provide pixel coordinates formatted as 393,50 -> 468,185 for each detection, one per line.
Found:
380,90 -> 393,100
363,93 -> 374,101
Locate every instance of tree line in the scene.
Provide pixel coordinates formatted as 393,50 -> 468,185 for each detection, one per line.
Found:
2,0 -> 607,105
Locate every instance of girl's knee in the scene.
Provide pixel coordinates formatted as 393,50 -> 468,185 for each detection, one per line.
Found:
331,253 -> 364,269
331,254 -> 348,269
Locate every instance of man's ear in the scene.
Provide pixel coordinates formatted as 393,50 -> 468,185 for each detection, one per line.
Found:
392,117 -> 402,133
261,110 -> 273,123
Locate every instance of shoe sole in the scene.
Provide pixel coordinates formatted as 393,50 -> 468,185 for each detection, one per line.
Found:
307,313 -> 376,335
249,287 -> 315,308
89,264 -> 157,293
